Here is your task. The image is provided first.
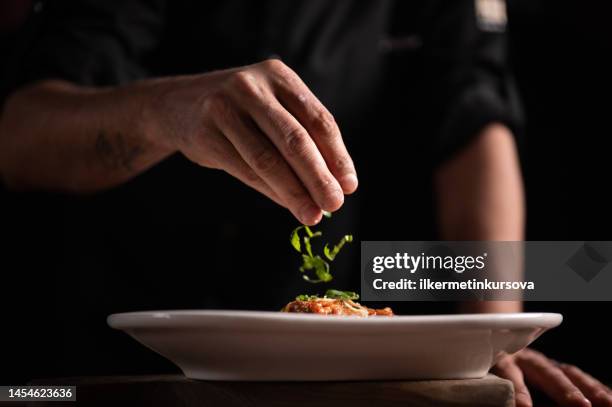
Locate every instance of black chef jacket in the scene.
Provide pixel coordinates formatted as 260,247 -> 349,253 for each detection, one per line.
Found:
0,0 -> 522,379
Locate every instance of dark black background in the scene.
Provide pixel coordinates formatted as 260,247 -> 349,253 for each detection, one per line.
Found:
370,0 -> 612,383
1,0 -> 611,384
510,0 -> 612,380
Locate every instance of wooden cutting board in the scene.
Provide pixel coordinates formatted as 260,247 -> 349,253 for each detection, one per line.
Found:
25,374 -> 515,407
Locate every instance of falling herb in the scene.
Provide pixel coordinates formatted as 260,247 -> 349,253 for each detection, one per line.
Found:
290,227 -> 302,252
289,213 -> 353,284
323,235 -> 353,261
300,254 -> 331,283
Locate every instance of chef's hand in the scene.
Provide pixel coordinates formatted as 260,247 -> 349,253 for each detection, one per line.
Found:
149,58 -> 357,225
493,348 -> 612,407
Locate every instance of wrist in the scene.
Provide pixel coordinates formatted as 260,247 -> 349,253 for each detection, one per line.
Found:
129,77 -> 182,155
458,300 -> 523,314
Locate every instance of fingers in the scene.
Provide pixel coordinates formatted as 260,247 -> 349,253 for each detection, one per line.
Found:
268,60 -> 358,194
493,354 -> 533,407
185,127 -> 286,208
212,139 -> 287,208
225,163 -> 285,208
196,59 -> 355,220
493,349 -> 611,407
516,349 -> 591,407
207,94 -> 323,225
236,87 -> 345,213
560,364 -> 612,407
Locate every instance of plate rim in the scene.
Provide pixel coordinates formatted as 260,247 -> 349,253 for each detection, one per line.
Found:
107,310 -> 563,331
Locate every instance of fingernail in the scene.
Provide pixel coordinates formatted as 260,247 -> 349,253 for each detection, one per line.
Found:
340,173 -> 358,194
566,392 -> 591,407
300,204 -> 322,225
322,187 -> 344,212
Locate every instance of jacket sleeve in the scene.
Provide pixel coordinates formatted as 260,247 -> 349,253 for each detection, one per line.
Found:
3,0 -> 166,96
418,0 -> 523,163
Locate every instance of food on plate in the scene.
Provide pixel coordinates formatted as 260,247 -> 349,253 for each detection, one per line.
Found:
287,213 -> 393,317
281,289 -> 394,317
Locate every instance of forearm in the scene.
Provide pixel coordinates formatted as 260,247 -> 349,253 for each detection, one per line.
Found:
0,79 -> 173,192
0,60 -> 356,225
435,123 -> 524,241
435,123 -> 525,313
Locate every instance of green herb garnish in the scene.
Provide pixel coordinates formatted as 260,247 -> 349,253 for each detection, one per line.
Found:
324,289 -> 359,300
294,289 -> 359,301
289,212 -> 353,284
295,294 -> 319,301
290,226 -> 303,252
323,235 -> 353,261
300,254 -> 331,283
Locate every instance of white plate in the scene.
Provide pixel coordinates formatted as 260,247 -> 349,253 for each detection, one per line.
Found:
107,310 -> 562,381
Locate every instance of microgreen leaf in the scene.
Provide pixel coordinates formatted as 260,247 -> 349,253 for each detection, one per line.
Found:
294,290 -> 359,301
300,255 -> 332,283
322,211 -> 332,218
323,235 -> 353,261
303,231 -> 322,257
290,226 -> 304,252
324,289 -> 359,300
290,213 -> 353,293
303,225 -> 314,237
314,257 -> 332,282
295,294 -> 319,301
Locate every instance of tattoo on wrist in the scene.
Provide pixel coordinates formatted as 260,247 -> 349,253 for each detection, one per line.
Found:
95,131 -> 144,172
